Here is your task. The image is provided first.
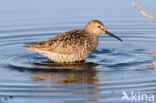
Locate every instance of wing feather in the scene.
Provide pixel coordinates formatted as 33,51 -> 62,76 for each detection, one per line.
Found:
25,29 -> 89,54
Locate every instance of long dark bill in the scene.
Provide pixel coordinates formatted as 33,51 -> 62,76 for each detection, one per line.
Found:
105,30 -> 122,42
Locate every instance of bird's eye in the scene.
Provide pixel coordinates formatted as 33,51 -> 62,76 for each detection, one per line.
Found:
98,26 -> 101,28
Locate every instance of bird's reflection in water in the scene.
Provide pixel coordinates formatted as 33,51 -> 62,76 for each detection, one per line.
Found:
144,50 -> 156,70
31,61 -> 105,102
32,61 -> 99,85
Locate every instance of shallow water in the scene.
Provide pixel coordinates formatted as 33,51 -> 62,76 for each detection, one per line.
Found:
0,0 -> 156,103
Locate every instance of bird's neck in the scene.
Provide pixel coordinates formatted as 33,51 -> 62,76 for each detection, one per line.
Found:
83,29 -> 99,51
90,33 -> 99,50
84,29 -> 99,36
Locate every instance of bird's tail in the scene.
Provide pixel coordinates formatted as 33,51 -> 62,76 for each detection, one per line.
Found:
24,41 -> 46,52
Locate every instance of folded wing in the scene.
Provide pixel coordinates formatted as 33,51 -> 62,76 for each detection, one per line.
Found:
24,30 -> 88,55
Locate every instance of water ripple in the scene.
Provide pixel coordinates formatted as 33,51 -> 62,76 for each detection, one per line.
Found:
0,18 -> 156,103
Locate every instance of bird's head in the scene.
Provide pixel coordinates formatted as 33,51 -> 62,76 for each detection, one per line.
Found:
85,20 -> 122,41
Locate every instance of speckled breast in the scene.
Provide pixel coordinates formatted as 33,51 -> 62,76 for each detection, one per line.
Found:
38,42 -> 97,62
38,48 -> 93,63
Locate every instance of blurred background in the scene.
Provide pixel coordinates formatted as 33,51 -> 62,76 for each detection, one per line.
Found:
0,0 -> 156,28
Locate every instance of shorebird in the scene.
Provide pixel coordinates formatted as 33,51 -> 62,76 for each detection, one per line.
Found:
25,20 -> 122,63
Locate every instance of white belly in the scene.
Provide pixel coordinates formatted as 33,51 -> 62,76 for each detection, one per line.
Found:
38,50 -> 90,63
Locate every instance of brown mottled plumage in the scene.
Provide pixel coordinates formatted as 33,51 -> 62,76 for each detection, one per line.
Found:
25,20 -> 122,63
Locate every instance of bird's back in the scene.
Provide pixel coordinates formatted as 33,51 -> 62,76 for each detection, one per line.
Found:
25,29 -> 98,62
